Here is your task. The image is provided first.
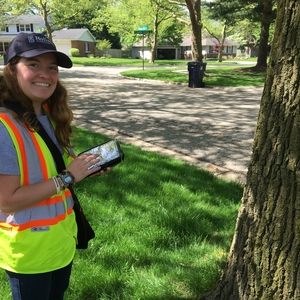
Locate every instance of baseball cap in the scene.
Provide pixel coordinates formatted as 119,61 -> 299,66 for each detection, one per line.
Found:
6,32 -> 72,68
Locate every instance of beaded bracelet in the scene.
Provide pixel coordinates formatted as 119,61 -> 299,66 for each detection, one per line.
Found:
52,176 -> 63,193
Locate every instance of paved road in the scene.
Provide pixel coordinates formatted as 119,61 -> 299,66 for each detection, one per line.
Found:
58,66 -> 263,183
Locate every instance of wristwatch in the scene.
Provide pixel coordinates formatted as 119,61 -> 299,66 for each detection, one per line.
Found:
58,170 -> 75,189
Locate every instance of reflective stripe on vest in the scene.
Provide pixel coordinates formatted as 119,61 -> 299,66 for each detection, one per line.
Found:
0,114 -> 28,185
0,113 -> 74,231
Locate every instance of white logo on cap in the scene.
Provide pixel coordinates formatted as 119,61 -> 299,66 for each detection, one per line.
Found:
34,35 -> 55,47
28,36 -> 35,43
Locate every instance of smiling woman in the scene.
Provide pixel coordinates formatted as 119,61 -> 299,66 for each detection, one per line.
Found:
0,33 -> 109,300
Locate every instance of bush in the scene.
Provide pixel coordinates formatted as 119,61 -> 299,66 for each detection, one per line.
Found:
69,48 -> 80,57
101,54 -> 111,59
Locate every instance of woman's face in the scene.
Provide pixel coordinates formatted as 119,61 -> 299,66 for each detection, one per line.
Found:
15,53 -> 59,114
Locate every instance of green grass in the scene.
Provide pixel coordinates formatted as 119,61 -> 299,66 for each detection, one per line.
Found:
71,57 -> 188,67
0,127 -> 243,300
0,127 -> 243,299
120,65 -> 265,87
69,57 -> 265,87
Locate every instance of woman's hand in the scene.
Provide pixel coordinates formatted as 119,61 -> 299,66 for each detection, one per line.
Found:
66,154 -> 105,182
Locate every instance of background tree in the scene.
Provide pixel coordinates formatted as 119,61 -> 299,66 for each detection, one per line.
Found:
52,2 -> 121,48
254,0 -> 275,70
164,0 -> 203,62
0,0 -> 11,25
200,0 -> 300,298
205,0 -> 276,71
201,5 -> 239,63
228,19 -> 262,56
201,8 -> 235,63
95,0 -> 185,63
96,39 -> 112,57
6,0 -> 99,41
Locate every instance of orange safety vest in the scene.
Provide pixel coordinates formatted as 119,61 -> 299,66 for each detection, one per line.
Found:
0,112 -> 77,274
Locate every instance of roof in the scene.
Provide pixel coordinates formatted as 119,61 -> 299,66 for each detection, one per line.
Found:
0,34 -> 18,42
4,15 -> 44,24
202,37 -> 239,46
52,28 -> 96,41
180,35 -> 192,46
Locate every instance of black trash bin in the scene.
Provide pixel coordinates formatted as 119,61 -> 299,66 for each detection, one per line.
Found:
187,62 -> 207,88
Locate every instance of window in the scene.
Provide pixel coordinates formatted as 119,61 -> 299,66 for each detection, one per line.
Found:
19,24 -> 31,32
4,42 -> 9,52
227,46 -> 233,54
0,42 -> 9,53
84,42 -> 89,53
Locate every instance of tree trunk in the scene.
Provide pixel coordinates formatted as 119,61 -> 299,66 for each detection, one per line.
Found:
40,2 -> 53,41
217,24 -> 226,63
185,0 -> 203,62
200,0 -> 300,299
149,3 -> 159,63
255,0 -> 274,70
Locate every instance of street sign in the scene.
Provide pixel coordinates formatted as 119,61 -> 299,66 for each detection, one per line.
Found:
138,26 -> 148,31
134,30 -> 153,34
133,26 -> 153,70
134,25 -> 153,35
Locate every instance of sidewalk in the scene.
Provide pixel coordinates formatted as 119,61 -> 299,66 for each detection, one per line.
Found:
58,66 -> 262,183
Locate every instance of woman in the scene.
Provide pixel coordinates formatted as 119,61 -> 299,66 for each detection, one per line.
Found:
0,32 -> 105,300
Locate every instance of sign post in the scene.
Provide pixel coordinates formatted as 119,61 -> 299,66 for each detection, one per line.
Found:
134,26 -> 153,70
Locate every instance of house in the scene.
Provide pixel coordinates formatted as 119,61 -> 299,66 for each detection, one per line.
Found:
0,15 -> 96,57
52,28 -> 96,57
201,37 -> 239,58
132,39 -> 180,60
132,35 -> 240,60
0,15 -> 45,54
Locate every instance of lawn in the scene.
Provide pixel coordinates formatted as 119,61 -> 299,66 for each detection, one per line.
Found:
71,57 -> 188,67
69,57 -> 265,87
0,127 -> 243,300
120,65 -> 265,87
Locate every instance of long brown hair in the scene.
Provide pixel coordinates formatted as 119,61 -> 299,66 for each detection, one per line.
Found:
0,57 -> 73,153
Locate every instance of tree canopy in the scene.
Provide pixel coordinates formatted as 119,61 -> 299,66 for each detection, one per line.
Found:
93,0 -> 186,62
204,0 -> 276,69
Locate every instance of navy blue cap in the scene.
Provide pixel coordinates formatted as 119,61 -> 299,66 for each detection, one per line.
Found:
6,32 -> 72,68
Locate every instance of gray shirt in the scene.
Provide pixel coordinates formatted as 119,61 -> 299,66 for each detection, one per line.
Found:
0,115 -> 61,175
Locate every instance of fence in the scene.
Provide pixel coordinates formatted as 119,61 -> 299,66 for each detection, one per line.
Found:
94,49 -> 131,58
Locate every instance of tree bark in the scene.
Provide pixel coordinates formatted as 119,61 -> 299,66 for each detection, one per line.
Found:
185,0 -> 203,62
200,0 -> 300,299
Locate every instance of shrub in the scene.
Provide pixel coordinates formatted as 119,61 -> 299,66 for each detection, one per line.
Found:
101,54 -> 111,59
69,48 -> 80,57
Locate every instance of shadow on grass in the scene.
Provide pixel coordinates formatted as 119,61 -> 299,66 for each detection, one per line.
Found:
69,127 -> 243,299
